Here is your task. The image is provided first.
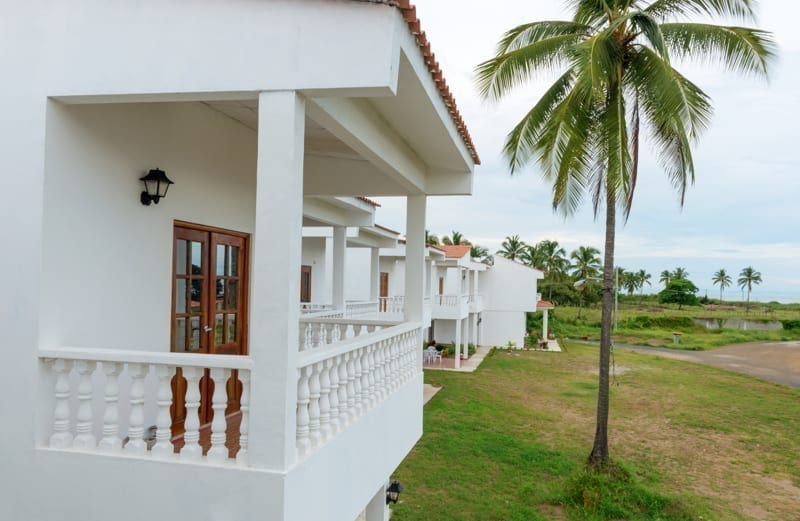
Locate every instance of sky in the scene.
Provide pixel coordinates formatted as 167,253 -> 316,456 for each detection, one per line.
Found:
373,0 -> 800,303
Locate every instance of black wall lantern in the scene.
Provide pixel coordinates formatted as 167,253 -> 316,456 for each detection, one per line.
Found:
385,480 -> 404,504
140,168 -> 174,205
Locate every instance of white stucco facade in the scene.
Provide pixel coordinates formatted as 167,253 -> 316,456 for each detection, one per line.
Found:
1,2 -> 476,520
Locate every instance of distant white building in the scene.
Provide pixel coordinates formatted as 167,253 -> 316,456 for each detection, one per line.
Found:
1,2 -> 478,521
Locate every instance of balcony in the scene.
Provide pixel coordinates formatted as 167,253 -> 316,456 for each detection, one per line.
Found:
431,294 -> 469,320
37,322 -> 423,519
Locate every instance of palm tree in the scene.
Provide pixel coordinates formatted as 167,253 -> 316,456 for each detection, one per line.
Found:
536,240 -> 569,299
635,269 -> 651,301
711,269 -> 732,303
425,230 -> 440,246
622,271 -> 637,296
738,266 -> 762,312
470,244 -> 491,263
496,234 -> 527,260
672,267 -> 689,281
476,0 -> 773,467
659,270 -> 671,288
519,243 -> 542,268
571,246 -> 601,318
441,231 -> 471,246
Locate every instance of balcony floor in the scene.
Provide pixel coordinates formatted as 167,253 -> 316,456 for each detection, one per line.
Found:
422,345 -> 491,373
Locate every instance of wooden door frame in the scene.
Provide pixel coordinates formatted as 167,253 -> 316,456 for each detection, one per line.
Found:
172,220 -> 250,356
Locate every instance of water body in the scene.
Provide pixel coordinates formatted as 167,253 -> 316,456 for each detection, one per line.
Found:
693,318 -> 783,331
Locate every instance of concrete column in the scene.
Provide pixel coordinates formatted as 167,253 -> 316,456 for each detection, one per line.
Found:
462,319 -> 469,360
249,90 -> 305,470
542,309 -> 549,341
404,195 -> 426,323
369,247 -> 380,301
471,311 -> 478,347
474,270 -> 479,297
332,225 -> 346,311
454,318 -> 461,369
365,482 -> 389,521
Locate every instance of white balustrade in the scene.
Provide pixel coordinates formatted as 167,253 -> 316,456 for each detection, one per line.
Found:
435,294 -> 459,307
299,318 -> 398,351
378,296 -> 405,315
294,322 -> 421,460
345,300 -> 379,317
39,348 -> 252,466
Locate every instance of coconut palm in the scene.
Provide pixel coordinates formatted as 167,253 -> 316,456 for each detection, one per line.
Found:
622,270 -> 637,296
496,234 -> 527,260
738,266 -> 762,312
441,231 -> 471,246
635,269 -> 651,300
425,230 -> 440,246
537,239 -> 569,299
470,244 -> 491,263
570,246 -> 601,281
519,243 -> 542,268
659,269 -> 671,288
711,268 -> 732,303
476,0 -> 773,466
672,267 -> 689,281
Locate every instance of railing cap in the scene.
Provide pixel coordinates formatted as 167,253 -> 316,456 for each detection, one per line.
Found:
38,347 -> 255,370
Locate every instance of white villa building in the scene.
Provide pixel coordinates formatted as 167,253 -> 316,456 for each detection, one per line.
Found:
0,2 -> 479,521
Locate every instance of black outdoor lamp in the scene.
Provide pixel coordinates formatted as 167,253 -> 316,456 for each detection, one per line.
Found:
385,480 -> 404,504
139,168 -> 174,205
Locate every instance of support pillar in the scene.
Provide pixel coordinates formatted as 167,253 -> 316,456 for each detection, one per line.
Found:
542,309 -> 549,342
454,318 -> 461,369
471,312 -> 478,348
462,319 -> 469,360
248,90 -> 305,471
332,225 -> 346,311
369,247 -> 380,302
404,195 -> 426,324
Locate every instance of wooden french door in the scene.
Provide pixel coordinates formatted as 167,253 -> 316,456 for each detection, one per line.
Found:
170,222 -> 249,453
379,272 -> 389,312
300,265 -> 312,303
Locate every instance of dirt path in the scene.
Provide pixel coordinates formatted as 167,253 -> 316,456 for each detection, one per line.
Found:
613,341 -> 800,388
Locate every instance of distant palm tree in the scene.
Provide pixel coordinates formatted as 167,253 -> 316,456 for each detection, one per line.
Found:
672,267 -> 689,281
537,240 -> 568,300
470,244 -> 491,263
570,246 -> 601,281
425,230 -> 440,246
712,269 -> 732,303
496,234 -> 526,260
659,270 -> 672,288
441,231 -> 471,246
635,269 -> 652,301
622,271 -> 637,296
519,243 -> 542,268
571,246 -> 601,318
738,266 -> 762,312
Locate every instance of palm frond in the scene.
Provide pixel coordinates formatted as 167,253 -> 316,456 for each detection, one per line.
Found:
503,71 -> 575,173
627,46 -> 712,139
566,0 -> 611,27
645,0 -> 757,22
495,21 -> 591,54
660,22 -> 775,77
630,12 -> 670,61
476,33 -> 585,101
572,29 -> 624,95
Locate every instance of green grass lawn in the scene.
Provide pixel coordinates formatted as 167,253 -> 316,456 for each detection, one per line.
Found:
542,305 -> 800,351
391,345 -> 800,520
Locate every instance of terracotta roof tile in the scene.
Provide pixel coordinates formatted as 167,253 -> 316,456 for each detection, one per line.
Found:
351,0 -> 480,165
537,300 -> 555,309
439,245 -> 471,258
358,196 -> 381,207
374,223 -> 401,235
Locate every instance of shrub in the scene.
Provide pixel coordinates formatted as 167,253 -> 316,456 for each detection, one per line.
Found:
782,319 -> 800,330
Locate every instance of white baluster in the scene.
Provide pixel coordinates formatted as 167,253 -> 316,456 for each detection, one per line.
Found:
67,360 -> 96,450
328,357 -> 340,434
318,361 -> 332,442
296,368 -> 311,457
98,362 -> 123,453
180,366 -> 203,461
150,365 -> 174,458
361,346 -> 373,408
353,349 -> 363,416
345,324 -> 354,339
339,355 -> 351,426
302,323 -> 312,351
374,342 -> 386,402
345,352 -> 356,422
207,368 -> 230,463
308,365 -> 321,448
236,370 -> 251,466
353,324 -> 363,338
124,363 -> 149,454
49,359 -> 73,449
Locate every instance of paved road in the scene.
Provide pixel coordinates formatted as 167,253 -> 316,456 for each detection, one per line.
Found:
613,341 -> 800,389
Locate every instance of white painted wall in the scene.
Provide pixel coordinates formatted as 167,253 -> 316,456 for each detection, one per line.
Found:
40,101 -> 257,351
345,247 -> 372,301
481,311 -> 528,348
482,257 -> 543,312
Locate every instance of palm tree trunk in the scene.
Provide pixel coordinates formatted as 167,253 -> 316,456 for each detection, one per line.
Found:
589,189 -> 615,468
